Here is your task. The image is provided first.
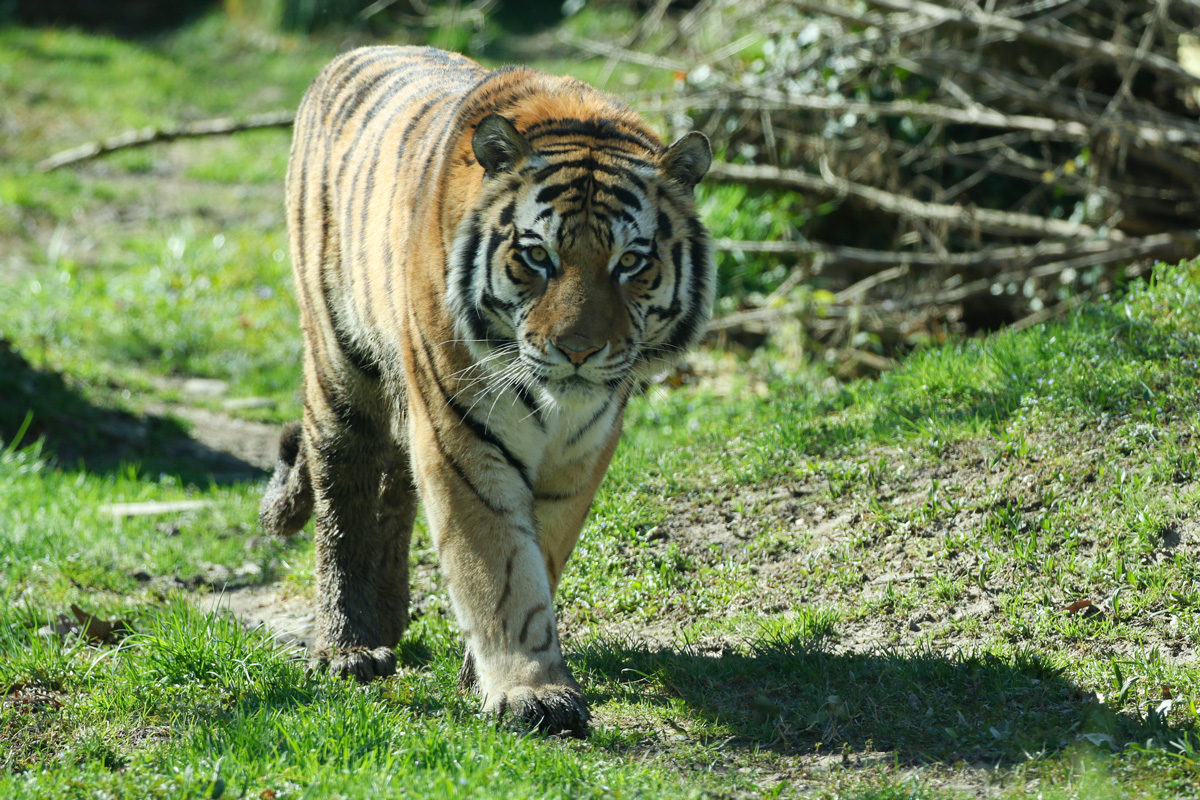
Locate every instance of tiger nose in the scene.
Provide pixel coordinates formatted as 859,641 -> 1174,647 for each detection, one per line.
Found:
553,338 -> 603,366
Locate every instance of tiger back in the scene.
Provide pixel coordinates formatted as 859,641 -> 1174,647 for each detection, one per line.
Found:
260,45 -> 715,735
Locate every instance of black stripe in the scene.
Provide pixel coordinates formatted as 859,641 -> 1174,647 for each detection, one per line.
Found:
524,119 -> 657,151
455,211 -> 486,330
518,603 -> 548,645
417,336 -> 533,490
566,400 -> 611,447
530,621 -> 555,654
498,201 -> 515,227
408,70 -> 491,227
533,158 -> 637,183
481,290 -> 517,317
535,144 -> 653,172
484,230 -> 505,272
446,396 -> 533,491
606,185 -> 641,210
665,235 -> 711,351
331,315 -> 381,379
650,240 -> 683,319
536,183 -> 571,204
344,83 -> 439,334
503,260 -> 526,287
533,489 -> 580,501
495,549 -> 516,613
330,64 -> 399,136
334,70 -> 425,187
409,354 -> 508,514
511,382 -> 543,426
657,211 -> 673,240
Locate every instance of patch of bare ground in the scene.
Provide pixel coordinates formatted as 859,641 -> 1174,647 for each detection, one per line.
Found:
148,403 -> 281,473
201,585 -> 315,651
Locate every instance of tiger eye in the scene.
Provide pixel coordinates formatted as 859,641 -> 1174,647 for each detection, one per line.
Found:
619,253 -> 638,269
529,246 -> 548,264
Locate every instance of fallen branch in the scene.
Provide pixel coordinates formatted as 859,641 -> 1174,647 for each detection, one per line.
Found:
866,0 -> 1200,89
706,229 -> 1199,339
37,110 -> 297,172
707,160 -> 1103,239
666,85 -> 1200,147
99,500 -> 211,517
904,231 -> 1199,306
713,231 -> 1191,273
741,88 -> 1095,141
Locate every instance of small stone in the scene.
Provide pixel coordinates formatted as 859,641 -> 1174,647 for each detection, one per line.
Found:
221,397 -> 275,411
182,378 -> 229,397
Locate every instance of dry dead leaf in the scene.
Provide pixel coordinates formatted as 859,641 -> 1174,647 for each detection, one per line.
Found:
70,604 -> 130,642
1065,599 -> 1094,616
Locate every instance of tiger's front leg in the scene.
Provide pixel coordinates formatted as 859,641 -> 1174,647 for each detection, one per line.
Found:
409,416 -> 588,736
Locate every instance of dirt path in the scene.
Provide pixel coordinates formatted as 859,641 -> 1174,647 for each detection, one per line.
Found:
151,403 -> 282,473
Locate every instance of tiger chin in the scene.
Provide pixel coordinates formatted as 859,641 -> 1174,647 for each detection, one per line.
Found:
259,46 -> 715,737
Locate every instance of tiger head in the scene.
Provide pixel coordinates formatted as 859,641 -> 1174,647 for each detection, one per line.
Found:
447,111 -> 714,400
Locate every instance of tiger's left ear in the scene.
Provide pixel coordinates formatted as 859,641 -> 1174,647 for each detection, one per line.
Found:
661,132 -> 712,189
473,114 -> 532,176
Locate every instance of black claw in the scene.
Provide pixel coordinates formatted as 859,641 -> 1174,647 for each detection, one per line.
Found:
311,646 -> 397,683
507,691 -> 590,738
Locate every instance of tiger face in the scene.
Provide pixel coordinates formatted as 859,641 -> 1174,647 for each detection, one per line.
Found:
448,113 -> 713,400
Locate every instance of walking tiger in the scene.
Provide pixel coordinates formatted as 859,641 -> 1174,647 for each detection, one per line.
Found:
260,46 -> 714,735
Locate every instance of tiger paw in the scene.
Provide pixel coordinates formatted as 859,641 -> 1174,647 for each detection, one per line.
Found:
311,646 -> 397,683
484,684 -> 590,738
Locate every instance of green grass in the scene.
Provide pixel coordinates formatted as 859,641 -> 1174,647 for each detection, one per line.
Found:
6,260 -> 1198,798
2,8 -> 1200,799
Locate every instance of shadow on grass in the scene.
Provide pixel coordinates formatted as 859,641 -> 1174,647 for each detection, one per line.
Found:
575,634 -> 1192,765
0,339 -> 264,484
6,0 -> 220,37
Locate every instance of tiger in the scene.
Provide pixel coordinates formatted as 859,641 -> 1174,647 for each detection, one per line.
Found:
259,45 -> 714,736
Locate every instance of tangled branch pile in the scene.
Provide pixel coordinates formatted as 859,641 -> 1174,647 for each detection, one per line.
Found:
583,0 -> 1200,359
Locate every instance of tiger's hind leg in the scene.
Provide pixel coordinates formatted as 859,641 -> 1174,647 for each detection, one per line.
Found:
373,451 -> 418,649
307,400 -> 416,682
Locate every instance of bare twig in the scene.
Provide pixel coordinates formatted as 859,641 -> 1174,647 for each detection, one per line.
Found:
37,110 -> 297,172
866,0 -> 1200,88
707,228 -> 1198,340
557,31 -> 686,73
658,86 -> 1200,147
713,236 -> 1143,271
708,160 -> 1103,239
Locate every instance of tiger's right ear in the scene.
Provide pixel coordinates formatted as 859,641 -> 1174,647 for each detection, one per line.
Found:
661,132 -> 712,189
473,114 -> 532,176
